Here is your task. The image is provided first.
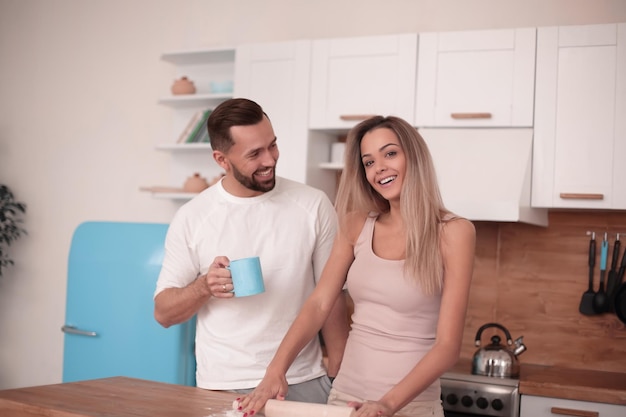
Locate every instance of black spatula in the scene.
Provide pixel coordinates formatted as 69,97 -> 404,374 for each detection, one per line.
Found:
611,244 -> 626,315
579,231 -> 597,315
606,234 -> 621,312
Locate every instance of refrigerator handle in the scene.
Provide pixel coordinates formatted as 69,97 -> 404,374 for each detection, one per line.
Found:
61,325 -> 97,337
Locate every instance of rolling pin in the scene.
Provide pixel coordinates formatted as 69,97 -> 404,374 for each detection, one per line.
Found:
264,399 -> 355,417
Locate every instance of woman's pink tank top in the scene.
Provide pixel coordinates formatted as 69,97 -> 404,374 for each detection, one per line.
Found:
333,214 -> 442,402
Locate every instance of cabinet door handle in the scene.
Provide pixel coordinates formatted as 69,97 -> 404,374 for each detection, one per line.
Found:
559,193 -> 604,200
550,406 -> 599,417
450,112 -> 492,119
61,325 -> 97,337
339,114 -> 376,121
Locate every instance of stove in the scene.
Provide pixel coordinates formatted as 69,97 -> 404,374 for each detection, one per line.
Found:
440,371 -> 520,417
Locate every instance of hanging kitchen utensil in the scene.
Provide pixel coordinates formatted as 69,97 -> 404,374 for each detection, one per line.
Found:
615,280 -> 626,325
579,231 -> 597,315
613,246 -> 626,324
611,243 -> 626,306
606,234 -> 621,312
592,232 -> 609,314
471,322 -> 527,378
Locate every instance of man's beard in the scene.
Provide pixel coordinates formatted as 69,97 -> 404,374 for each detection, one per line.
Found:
231,163 -> 276,193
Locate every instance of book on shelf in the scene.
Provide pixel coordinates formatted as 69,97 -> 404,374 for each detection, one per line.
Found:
175,110 -> 204,143
185,109 -> 212,143
194,123 -> 210,143
175,109 -> 212,144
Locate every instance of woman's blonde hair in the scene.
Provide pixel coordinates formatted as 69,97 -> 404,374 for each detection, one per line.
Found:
335,116 -> 451,295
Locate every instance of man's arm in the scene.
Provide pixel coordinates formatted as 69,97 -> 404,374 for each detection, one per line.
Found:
154,278 -> 211,328
154,256 -> 234,328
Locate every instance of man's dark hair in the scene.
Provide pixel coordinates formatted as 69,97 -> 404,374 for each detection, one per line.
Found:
207,98 -> 266,152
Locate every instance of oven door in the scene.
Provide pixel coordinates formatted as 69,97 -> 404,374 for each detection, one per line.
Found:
440,378 -> 519,417
445,411 -> 492,417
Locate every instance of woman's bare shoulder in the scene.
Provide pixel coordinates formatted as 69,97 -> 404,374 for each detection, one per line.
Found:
341,211 -> 372,244
441,216 -> 476,246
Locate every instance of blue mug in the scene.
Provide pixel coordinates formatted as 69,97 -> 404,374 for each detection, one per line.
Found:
227,257 -> 265,297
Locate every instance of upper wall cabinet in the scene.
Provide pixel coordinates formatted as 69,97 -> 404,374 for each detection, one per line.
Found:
234,40 -> 312,184
415,28 -> 536,127
309,34 -> 418,130
532,23 -> 626,209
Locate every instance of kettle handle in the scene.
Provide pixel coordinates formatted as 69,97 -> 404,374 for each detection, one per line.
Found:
474,322 -> 513,347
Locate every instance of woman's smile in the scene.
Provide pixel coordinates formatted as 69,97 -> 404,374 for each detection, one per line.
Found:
378,175 -> 397,186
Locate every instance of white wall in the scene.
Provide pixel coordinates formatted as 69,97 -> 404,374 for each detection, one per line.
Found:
0,0 -> 624,390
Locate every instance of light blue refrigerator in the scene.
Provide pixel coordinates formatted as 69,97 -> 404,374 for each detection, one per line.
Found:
62,221 -> 196,386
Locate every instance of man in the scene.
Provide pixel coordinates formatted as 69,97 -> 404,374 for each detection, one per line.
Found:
154,98 -> 348,403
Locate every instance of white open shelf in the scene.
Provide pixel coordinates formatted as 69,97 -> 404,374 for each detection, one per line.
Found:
319,162 -> 344,170
161,48 -> 236,65
158,93 -> 232,108
155,143 -> 212,151
139,186 -> 198,200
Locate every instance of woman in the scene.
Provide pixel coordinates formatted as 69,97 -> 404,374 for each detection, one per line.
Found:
239,116 -> 475,417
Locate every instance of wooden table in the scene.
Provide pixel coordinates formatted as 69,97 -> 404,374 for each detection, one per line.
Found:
0,377 -> 240,417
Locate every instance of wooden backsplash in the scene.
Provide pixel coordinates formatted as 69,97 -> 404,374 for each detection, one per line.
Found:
463,210 -> 626,373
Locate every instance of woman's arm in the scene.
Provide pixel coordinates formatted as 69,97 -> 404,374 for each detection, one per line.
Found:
320,289 -> 349,377
354,218 -> 476,417
239,222 -> 358,414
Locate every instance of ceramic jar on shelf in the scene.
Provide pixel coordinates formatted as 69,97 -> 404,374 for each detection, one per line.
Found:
183,173 -> 209,193
171,76 -> 196,95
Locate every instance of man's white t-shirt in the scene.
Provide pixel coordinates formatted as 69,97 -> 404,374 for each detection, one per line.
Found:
155,177 -> 337,390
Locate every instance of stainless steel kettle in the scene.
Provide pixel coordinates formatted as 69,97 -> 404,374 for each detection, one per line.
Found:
471,323 -> 527,378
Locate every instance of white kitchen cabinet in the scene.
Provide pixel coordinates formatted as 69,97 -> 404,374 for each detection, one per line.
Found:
143,47 -> 235,199
520,394 -> 626,417
419,128 -> 548,225
415,28 -> 536,127
234,40 -> 312,184
309,34 -> 418,130
532,23 -> 626,209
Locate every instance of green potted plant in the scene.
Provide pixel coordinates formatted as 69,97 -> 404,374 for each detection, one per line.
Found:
0,184 -> 27,277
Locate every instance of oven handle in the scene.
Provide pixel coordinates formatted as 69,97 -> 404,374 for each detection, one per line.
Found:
551,407 -> 599,417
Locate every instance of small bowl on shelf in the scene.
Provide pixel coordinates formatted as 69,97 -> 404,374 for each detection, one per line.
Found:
209,80 -> 234,94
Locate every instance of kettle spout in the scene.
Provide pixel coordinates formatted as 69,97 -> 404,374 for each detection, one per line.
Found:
513,336 -> 527,357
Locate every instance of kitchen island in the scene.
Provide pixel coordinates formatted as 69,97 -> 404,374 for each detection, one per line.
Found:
2,364 -> 626,417
0,376 -> 240,417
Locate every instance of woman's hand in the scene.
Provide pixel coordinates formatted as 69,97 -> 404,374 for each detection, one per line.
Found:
348,400 -> 394,417
237,372 -> 288,416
